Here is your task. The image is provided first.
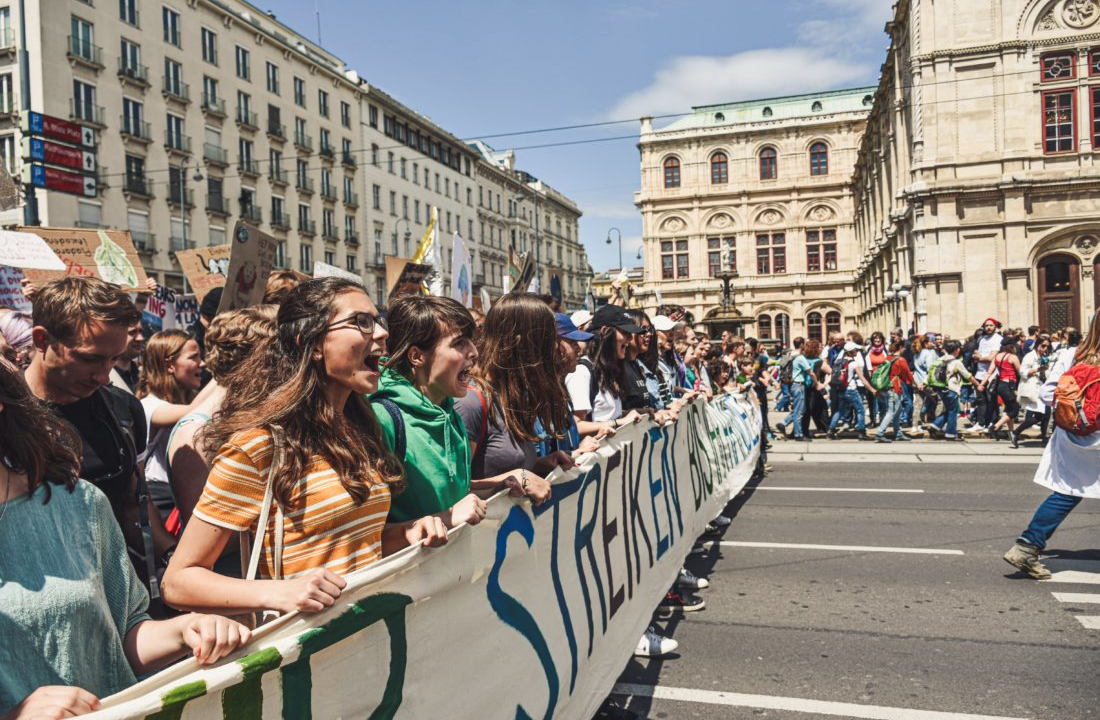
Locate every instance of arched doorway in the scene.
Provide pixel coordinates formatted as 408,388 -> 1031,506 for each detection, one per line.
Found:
1037,254 -> 1080,332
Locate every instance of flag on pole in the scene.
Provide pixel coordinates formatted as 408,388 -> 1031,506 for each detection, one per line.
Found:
450,232 -> 472,307
412,207 -> 444,296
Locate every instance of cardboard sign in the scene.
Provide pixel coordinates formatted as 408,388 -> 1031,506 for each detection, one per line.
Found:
142,285 -> 199,333
0,265 -> 30,312
0,230 -> 64,270
385,256 -> 432,302
176,245 -> 231,302
313,261 -> 363,285
216,223 -> 278,314
18,227 -> 148,291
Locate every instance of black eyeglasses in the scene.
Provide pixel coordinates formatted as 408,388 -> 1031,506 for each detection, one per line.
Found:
325,312 -> 385,336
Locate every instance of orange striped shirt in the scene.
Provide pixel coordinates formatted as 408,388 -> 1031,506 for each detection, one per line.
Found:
193,428 -> 392,579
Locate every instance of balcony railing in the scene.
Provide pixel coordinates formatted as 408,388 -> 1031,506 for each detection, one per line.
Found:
238,158 -> 260,177
164,133 -> 192,155
343,190 -> 359,207
235,107 -> 258,129
202,143 -> 228,165
131,230 -> 154,252
240,205 -> 263,224
201,93 -> 225,117
268,167 -> 288,185
298,219 -> 316,236
68,36 -> 103,68
267,123 -> 285,140
341,151 -> 357,168
0,27 -> 15,52
320,186 -> 337,202
323,228 -> 340,242
162,77 -> 191,103
271,211 -> 290,230
296,176 -> 314,194
206,194 -> 228,215
125,175 -> 153,197
120,116 -> 151,141
319,145 -> 335,160
117,58 -> 149,85
167,187 -> 194,208
294,131 -> 312,152
69,100 -> 105,126
346,232 -> 360,246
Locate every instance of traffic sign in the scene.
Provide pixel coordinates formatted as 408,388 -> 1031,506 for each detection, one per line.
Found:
22,137 -> 96,174
24,163 -> 97,198
22,111 -> 95,148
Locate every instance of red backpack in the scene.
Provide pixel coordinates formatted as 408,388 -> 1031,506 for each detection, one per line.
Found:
1053,362 -> 1100,436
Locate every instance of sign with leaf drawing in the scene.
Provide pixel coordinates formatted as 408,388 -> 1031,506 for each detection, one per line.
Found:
18,226 -> 149,291
175,245 -> 232,301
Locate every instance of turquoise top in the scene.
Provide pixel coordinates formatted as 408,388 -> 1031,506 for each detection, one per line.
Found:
0,481 -> 150,714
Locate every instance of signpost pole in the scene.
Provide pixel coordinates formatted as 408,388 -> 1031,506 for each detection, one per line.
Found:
18,0 -> 39,225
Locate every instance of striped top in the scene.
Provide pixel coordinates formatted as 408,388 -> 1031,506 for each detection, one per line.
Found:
193,428 -> 392,580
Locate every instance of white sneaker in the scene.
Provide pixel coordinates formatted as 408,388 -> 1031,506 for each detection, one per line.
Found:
677,567 -> 710,590
712,514 -> 732,527
634,626 -> 678,658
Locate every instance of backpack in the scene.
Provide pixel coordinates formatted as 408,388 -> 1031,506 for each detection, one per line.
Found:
926,357 -> 949,389
869,357 -> 897,392
372,398 -> 406,459
779,354 -> 795,385
1052,363 -> 1100,437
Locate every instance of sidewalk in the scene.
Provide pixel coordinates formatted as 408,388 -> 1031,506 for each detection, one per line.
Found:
769,437 -> 1045,465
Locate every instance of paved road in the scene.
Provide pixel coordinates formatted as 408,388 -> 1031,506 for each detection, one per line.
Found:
612,457 -> 1100,719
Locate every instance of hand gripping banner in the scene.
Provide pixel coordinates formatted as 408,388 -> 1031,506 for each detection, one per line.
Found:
88,395 -> 761,720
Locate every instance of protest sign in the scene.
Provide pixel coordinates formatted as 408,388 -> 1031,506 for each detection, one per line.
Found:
313,260 -> 363,285
18,227 -> 148,291
548,269 -> 563,305
86,394 -> 761,720
216,223 -> 278,314
176,245 -> 231,302
385,256 -> 432,301
0,265 -> 30,311
0,230 -> 65,270
142,285 -> 199,333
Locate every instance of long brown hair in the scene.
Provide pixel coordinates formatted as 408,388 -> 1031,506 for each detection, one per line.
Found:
472,294 -> 571,442
384,295 -> 475,380
1075,313 -> 1100,366
202,278 -> 403,507
136,330 -> 193,404
0,359 -> 81,503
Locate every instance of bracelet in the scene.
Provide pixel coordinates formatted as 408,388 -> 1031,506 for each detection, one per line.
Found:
520,469 -> 529,491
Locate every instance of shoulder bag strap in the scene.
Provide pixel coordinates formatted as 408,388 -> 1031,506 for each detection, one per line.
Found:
245,425 -> 287,582
371,398 -> 406,459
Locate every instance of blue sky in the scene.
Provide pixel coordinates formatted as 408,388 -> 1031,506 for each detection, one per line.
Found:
259,0 -> 894,272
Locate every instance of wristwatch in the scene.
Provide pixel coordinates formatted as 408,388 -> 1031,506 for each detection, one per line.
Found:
159,546 -> 177,569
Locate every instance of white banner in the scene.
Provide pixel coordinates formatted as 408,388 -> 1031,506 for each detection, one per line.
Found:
89,395 -> 761,720
313,261 -> 363,285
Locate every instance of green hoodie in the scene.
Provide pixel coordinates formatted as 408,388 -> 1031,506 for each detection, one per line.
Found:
369,368 -> 471,523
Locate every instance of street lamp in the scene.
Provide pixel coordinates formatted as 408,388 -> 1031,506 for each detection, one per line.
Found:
606,227 -> 622,270
515,190 -> 541,289
179,161 -> 203,250
883,281 -> 910,330
395,218 -> 412,257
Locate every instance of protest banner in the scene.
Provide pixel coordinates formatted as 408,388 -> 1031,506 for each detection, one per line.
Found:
176,245 -> 231,302
85,394 -> 761,720
0,229 -> 65,270
0,265 -> 30,311
385,256 -> 432,301
142,285 -> 200,333
313,260 -> 363,285
18,227 -> 149,291
216,224 -> 278,314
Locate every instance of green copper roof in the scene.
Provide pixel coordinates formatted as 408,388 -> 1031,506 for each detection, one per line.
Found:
657,86 -> 877,132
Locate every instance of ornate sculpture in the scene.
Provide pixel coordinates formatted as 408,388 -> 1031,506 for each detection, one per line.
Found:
1063,0 -> 1100,29
709,213 -> 733,229
1075,235 -> 1098,254
661,217 -> 685,233
809,205 -> 834,222
758,210 -> 781,226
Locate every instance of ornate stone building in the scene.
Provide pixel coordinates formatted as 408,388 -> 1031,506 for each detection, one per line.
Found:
853,0 -> 1100,337
635,88 -> 874,345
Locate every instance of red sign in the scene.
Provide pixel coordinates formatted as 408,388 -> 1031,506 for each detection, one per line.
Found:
25,111 -> 96,148
42,140 -> 85,172
31,165 -> 97,197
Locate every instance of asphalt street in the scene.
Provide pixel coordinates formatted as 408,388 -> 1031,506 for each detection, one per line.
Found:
612,457 -> 1100,719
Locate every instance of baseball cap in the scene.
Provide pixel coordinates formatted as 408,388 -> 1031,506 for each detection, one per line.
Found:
555,313 -> 594,341
652,315 -> 683,332
590,304 -> 646,334
843,341 -> 862,352
570,310 -> 593,328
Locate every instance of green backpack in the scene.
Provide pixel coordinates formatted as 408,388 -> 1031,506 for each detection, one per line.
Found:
926,357 -> 949,389
869,357 -> 897,392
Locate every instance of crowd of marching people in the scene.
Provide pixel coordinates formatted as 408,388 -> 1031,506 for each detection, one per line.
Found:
1,271 -> 1097,719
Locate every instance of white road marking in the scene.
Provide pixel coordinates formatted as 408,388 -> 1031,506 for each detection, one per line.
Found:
755,486 -> 925,493
612,683 -> 1031,720
1051,592 -> 1100,604
1043,571 -> 1100,585
720,541 -> 964,555
1075,616 -> 1100,629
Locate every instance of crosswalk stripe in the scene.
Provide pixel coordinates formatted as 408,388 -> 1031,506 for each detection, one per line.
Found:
1074,616 -> 1100,629
1051,592 -> 1100,604
1044,571 -> 1100,585
720,541 -> 963,555
754,487 -> 925,493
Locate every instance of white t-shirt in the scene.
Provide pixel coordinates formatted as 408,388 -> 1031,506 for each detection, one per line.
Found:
565,363 -> 623,423
139,394 -> 171,485
975,332 -> 1003,380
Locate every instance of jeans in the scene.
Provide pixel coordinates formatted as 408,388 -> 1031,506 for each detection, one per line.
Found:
782,383 -> 806,438
933,389 -> 960,437
876,392 -> 903,438
1019,492 -> 1084,550
899,384 -> 914,426
776,382 -> 791,412
829,388 -> 866,433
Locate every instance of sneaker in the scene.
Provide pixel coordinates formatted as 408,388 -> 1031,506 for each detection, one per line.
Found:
688,542 -> 707,556
894,433 -> 913,442
701,522 -> 722,539
634,626 -> 679,658
827,430 -> 838,440
1010,432 -> 1020,449
763,463 -> 774,473
677,567 -> 710,590
657,590 -> 706,615
775,423 -> 788,438
1003,542 -> 1052,580
875,435 -> 892,443
907,427 -> 925,438
857,433 -> 874,441
712,514 -> 732,527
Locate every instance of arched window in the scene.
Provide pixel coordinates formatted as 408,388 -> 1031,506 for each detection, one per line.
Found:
711,152 -> 728,184
759,147 -> 777,180
775,313 -> 791,346
663,157 -> 680,188
758,314 -> 773,340
811,101 -> 823,112
826,311 -> 841,337
810,142 -> 828,176
807,311 -> 823,343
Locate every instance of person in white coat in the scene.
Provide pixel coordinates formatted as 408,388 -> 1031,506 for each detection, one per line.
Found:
1011,337 -> 1053,447
1003,322 -> 1098,579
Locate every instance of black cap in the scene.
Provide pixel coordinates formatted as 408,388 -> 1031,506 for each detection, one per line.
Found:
590,304 -> 645,334
200,287 -> 223,319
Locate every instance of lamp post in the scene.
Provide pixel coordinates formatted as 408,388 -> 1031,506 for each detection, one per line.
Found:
883,281 -> 910,330
179,161 -> 203,251
394,217 -> 412,257
606,227 -> 622,270
515,190 -> 541,290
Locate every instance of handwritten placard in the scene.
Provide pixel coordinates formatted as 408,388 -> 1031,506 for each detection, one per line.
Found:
216,223 -> 278,314
0,230 -> 65,270
313,260 -> 363,285
0,265 -> 30,312
176,245 -> 231,301
18,227 -> 149,291
385,256 -> 431,303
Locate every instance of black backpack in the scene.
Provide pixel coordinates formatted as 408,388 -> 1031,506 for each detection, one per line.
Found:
779,355 -> 795,385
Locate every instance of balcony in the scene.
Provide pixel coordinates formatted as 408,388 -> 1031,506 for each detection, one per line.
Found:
169,234 -> 193,252
320,186 -> 337,202
240,205 -> 263,225
202,143 -> 228,167
131,230 -> 154,254
0,96 -> 15,119
341,151 -> 357,168
343,190 -> 359,208
268,167 -> 288,185
69,100 -> 105,128
167,187 -> 194,209
235,107 -> 258,131
124,175 -> 153,198
201,93 -> 226,118
206,194 -> 229,216
0,27 -> 15,56
267,123 -> 286,141
323,228 -> 340,243
117,59 -> 149,88
238,158 -> 260,178
346,232 -> 360,247
164,133 -> 192,156
271,211 -> 290,230
120,116 -> 152,143
162,78 -> 191,104
67,36 -> 104,71
366,254 -> 385,269
296,176 -> 314,195
294,131 -> 312,153
319,144 -> 335,161
298,219 -> 316,236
